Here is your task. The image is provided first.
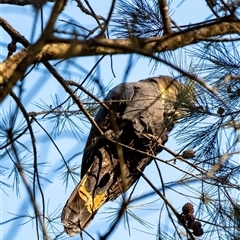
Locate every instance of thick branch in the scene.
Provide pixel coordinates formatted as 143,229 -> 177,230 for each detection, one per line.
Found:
0,1 -> 67,102
1,17 -> 240,101
0,0 -> 55,5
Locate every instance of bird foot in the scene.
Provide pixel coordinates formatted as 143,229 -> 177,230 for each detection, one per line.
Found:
104,129 -> 122,140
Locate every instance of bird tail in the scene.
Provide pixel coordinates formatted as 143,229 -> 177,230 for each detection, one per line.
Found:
61,173 -> 108,236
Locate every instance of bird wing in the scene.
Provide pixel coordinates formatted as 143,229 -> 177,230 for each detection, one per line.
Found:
80,81 -> 136,178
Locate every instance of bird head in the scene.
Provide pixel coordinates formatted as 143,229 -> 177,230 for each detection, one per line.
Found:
153,76 -> 196,121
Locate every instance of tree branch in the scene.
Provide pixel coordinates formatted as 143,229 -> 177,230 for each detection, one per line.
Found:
1,16 -> 240,102
74,0 -> 106,21
158,0 -> 172,34
0,0 -> 67,102
0,0 -> 55,6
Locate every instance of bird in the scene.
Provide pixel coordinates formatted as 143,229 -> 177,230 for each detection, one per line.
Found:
61,76 -> 192,236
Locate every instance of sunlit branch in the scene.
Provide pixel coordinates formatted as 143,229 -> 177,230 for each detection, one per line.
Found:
1,16 -> 240,101
158,0 -> 172,34
0,0 -> 55,6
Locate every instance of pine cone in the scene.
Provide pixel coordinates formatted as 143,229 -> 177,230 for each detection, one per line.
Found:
193,227 -> 204,237
182,202 -> 194,215
182,150 -> 195,159
186,214 -> 195,224
191,221 -> 202,229
178,214 -> 186,226
7,42 -> 17,53
217,107 -> 225,116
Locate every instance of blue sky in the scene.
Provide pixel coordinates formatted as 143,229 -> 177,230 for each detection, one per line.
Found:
0,1 -> 222,240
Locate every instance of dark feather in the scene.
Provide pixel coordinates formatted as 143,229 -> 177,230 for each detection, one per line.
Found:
61,76 -> 181,236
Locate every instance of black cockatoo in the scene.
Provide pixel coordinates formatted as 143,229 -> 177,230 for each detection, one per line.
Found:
61,76 -> 192,236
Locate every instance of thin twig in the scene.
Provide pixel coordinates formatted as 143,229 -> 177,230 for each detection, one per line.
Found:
136,166 -> 195,239
10,91 -> 48,240
42,61 -> 104,136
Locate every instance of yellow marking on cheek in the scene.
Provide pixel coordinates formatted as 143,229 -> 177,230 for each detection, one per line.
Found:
161,91 -> 166,105
78,174 -> 107,213
160,87 -> 178,106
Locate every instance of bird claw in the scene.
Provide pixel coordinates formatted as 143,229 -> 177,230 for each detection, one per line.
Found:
104,129 -> 122,140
